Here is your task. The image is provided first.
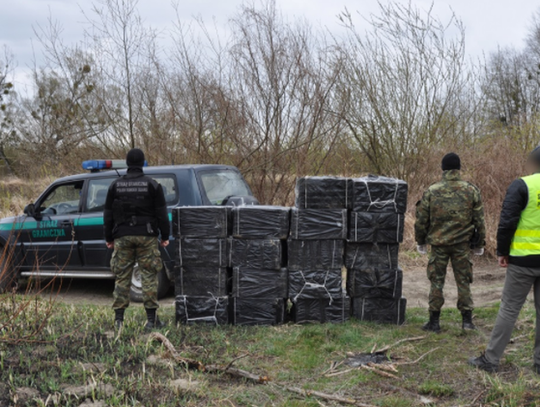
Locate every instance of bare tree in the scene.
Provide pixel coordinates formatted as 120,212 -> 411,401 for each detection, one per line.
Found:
0,46 -> 15,175
337,1 -> 475,181
227,1 -> 346,203
83,0 -> 156,149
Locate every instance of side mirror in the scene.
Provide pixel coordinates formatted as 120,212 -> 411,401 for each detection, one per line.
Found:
23,203 -> 35,216
25,203 -> 43,220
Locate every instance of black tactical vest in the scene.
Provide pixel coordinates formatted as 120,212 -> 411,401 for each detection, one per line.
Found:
112,173 -> 159,235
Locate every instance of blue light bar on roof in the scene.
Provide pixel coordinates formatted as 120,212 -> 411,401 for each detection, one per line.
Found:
82,159 -> 148,171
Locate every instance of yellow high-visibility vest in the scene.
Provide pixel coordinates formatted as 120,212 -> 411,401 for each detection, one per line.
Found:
510,173 -> 540,257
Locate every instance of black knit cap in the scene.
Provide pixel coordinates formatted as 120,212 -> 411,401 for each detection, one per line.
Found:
529,146 -> 540,165
126,148 -> 145,168
441,153 -> 461,171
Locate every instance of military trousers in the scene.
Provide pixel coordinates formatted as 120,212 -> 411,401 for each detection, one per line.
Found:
111,235 -> 163,310
427,242 -> 473,312
485,263 -> 540,366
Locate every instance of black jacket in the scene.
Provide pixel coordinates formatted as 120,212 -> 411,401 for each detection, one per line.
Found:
497,177 -> 540,267
103,168 -> 170,242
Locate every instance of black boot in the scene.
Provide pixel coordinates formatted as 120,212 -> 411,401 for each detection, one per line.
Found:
145,308 -> 166,331
422,311 -> 441,333
468,354 -> 498,373
462,310 -> 476,330
114,309 -> 125,330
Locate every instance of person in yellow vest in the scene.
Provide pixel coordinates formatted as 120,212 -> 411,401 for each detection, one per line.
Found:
469,146 -> 540,374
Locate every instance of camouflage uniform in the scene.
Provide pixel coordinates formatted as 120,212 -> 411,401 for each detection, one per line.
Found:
415,170 -> 486,312
111,236 -> 163,310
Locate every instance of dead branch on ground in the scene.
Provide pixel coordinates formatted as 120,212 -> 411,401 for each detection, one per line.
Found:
374,335 -> 427,353
274,385 -> 377,407
152,332 -> 381,406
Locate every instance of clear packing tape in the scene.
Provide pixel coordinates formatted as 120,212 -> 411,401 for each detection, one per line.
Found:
177,238 -> 229,268
289,269 -> 343,304
351,297 -> 407,325
347,267 -> 403,299
172,206 -> 230,238
345,243 -> 399,270
231,297 -> 286,326
232,267 -> 288,298
175,266 -> 228,297
348,212 -> 404,243
295,177 -> 352,209
291,295 -> 350,324
290,208 -> 348,240
176,295 -> 229,325
351,175 -> 408,214
232,205 -> 290,239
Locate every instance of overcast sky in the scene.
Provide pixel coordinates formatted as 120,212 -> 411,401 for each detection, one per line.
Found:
1,0 -> 539,94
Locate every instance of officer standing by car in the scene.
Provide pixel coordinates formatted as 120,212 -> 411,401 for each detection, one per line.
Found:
104,148 -> 170,330
469,147 -> 540,374
415,153 -> 486,332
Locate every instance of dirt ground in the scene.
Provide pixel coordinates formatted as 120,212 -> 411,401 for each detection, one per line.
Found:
403,259 -> 508,309
30,259 -> 509,310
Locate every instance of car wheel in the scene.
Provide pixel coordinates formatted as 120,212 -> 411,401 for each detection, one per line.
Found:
129,262 -> 171,302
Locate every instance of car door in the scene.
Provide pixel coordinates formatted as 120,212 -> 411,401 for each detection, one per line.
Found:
78,176 -> 116,269
23,181 -> 84,271
78,174 -> 179,270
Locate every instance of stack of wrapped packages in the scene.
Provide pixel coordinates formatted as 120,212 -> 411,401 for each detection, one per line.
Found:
173,206 -> 231,325
289,177 -> 351,323
171,174 -> 408,326
229,206 -> 290,325
347,176 -> 408,325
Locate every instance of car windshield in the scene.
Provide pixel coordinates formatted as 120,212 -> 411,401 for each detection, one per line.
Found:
199,170 -> 250,205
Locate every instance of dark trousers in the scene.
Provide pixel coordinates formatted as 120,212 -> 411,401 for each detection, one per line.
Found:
485,263 -> 540,366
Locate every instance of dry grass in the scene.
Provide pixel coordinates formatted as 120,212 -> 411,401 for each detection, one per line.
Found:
0,177 -> 54,219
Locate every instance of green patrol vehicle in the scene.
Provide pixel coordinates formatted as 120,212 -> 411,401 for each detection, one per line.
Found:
0,161 -> 255,300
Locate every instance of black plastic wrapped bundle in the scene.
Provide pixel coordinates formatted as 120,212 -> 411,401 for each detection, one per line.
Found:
291,295 -> 351,324
231,298 -> 287,326
290,208 -> 348,240
345,243 -> 399,270
176,295 -> 229,325
288,240 -> 344,271
348,212 -> 404,243
351,297 -> 407,325
230,238 -> 283,270
295,177 -> 352,209
172,206 -> 230,238
174,266 -> 229,297
351,176 -> 408,213
231,267 -> 288,298
347,268 -> 403,299
178,238 -> 229,268
231,206 -> 290,239
288,269 -> 343,300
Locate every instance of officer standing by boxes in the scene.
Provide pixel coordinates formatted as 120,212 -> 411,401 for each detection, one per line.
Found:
104,148 -> 170,330
469,147 -> 540,374
415,153 -> 486,332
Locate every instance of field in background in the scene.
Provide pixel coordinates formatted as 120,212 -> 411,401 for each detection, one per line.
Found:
0,139 -> 526,258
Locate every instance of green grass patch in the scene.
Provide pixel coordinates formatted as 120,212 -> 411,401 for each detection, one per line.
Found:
1,295 -> 539,406
418,380 -> 455,397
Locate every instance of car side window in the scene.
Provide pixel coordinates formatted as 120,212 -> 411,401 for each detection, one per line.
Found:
86,178 -> 115,212
39,181 -> 84,216
151,175 -> 177,205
